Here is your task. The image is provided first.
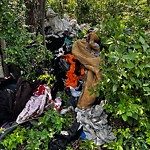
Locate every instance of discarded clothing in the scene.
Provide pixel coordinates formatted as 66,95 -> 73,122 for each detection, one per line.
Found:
16,85 -> 62,124
72,32 -> 102,109
49,97 -> 62,112
75,105 -> 116,146
0,89 -> 15,126
0,78 -> 17,91
66,97 -> 78,108
60,106 -> 74,115
68,86 -> 81,97
45,8 -> 69,34
16,84 -> 51,123
12,77 -> 40,120
16,85 -> 51,124
0,78 -> 17,126
48,121 -> 82,150
65,54 -> 85,88
46,33 -> 65,51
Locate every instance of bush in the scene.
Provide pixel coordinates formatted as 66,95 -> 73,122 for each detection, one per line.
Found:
0,0 -> 53,80
96,7 -> 150,150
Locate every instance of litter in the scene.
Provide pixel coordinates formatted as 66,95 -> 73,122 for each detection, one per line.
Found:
0,10 -> 116,149
75,105 -> 116,145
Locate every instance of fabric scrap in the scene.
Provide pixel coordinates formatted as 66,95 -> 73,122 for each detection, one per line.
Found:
69,86 -> 81,97
65,54 -> 85,88
16,85 -> 62,124
75,105 -> 116,146
49,97 -> 62,112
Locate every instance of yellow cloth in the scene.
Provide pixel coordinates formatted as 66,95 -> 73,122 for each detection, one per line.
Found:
72,32 -> 101,109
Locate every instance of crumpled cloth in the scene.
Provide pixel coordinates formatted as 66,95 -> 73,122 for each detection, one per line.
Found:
16,85 -> 62,124
45,8 -> 69,34
72,32 -> 102,109
69,86 -> 81,97
65,54 -> 85,88
75,105 -> 116,146
49,97 -> 62,112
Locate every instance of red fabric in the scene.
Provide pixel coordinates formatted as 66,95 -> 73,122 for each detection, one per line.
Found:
49,100 -> 61,112
34,85 -> 45,96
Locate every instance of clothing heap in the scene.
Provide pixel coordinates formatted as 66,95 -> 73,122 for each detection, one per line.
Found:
0,9 -> 116,149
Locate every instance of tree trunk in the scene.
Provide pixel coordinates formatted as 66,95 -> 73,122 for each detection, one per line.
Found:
38,0 -> 46,46
0,40 -> 9,78
25,0 -> 37,33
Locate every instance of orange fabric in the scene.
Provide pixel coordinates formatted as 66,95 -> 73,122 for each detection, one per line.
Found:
80,67 -> 85,77
65,54 -> 85,88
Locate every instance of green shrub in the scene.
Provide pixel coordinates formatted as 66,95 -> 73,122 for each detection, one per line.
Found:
79,139 -> 99,150
96,8 -> 150,150
0,0 -> 53,80
26,107 -> 66,150
1,127 -> 27,150
1,106 -> 74,150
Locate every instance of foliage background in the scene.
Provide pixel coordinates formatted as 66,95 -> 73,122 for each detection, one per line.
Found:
0,0 -> 150,149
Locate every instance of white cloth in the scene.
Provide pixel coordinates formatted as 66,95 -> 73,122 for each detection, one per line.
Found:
46,8 -> 70,34
16,85 -> 52,124
69,86 -> 81,97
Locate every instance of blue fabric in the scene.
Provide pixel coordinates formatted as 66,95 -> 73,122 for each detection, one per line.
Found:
80,131 -> 86,139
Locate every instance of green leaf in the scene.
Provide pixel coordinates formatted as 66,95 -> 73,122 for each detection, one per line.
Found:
143,87 -> 150,92
127,111 -> 132,117
122,114 -> 128,121
135,68 -> 140,77
143,83 -> 149,86
117,145 -> 123,150
133,44 -> 141,49
130,77 -> 136,83
122,55 -> 130,60
132,114 -> 138,120
129,52 -> 137,60
145,63 -> 150,68
142,44 -> 148,51
121,71 -> 127,78
139,36 -> 145,44
139,64 -> 145,70
125,61 -> 134,69
113,85 -> 117,92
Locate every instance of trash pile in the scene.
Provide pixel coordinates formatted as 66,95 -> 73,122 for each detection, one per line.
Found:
0,8 -> 116,149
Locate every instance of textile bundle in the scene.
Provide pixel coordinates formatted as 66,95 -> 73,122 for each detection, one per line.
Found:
72,32 -> 102,109
75,105 -> 116,145
16,85 -> 62,124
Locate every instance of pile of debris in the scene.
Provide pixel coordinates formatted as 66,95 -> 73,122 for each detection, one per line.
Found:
0,8 -> 116,150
